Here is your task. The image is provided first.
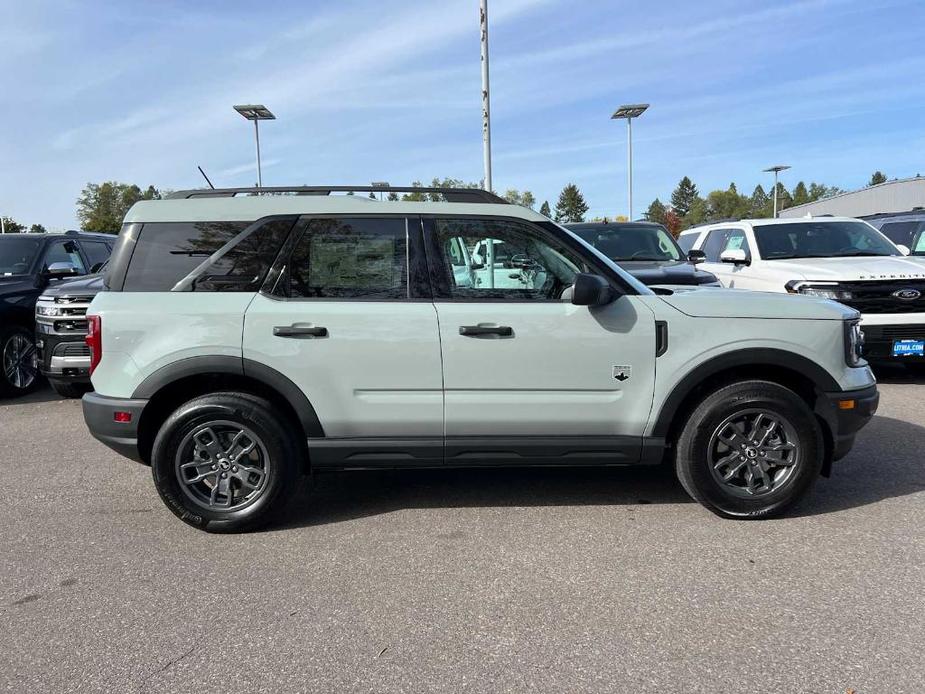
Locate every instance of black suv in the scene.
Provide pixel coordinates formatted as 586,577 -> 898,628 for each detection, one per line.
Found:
862,209 -> 925,256
0,231 -> 113,398
566,221 -> 719,287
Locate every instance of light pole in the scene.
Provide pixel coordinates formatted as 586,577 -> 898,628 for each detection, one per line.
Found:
479,0 -> 492,192
763,165 -> 791,218
611,103 -> 649,220
233,104 -> 275,188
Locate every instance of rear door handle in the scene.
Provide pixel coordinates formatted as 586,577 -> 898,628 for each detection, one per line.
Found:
273,325 -> 328,338
459,325 -> 513,337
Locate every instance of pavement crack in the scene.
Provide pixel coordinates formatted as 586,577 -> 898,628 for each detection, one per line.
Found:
140,645 -> 195,687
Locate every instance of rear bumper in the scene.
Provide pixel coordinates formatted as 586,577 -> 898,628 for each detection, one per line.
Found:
82,392 -> 148,463
815,384 -> 879,463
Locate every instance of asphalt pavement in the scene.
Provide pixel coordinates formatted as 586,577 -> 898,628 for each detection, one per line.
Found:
1,371 -> 923,693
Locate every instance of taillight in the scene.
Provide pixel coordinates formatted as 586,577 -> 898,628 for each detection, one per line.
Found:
86,315 -> 101,375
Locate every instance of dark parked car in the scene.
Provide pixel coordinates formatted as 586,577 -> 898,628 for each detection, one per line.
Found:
566,221 -> 719,287
862,209 -> 925,255
35,271 -> 104,397
0,230 -> 113,398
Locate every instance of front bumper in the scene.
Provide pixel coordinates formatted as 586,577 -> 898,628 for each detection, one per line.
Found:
860,324 -> 925,361
814,384 -> 879,464
37,331 -> 91,382
82,392 -> 148,463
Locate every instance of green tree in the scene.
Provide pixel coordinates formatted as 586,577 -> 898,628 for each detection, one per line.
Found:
670,176 -> 699,217
1,217 -> 25,233
554,183 -> 589,223
29,223 -> 47,233
749,185 -> 771,217
503,189 -> 536,209
868,171 -> 887,186
706,183 -> 749,221
76,181 -> 161,233
792,181 -> 809,206
772,182 -> 793,212
539,200 -> 551,218
644,198 -> 667,225
387,192 -> 400,201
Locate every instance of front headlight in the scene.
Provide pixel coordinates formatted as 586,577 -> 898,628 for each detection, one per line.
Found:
35,304 -> 61,317
785,280 -> 853,301
844,319 -> 865,367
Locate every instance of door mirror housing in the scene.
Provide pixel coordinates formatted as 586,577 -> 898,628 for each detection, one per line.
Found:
45,262 -> 80,278
896,244 -> 911,256
719,248 -> 749,265
571,273 -> 618,307
687,249 -> 706,264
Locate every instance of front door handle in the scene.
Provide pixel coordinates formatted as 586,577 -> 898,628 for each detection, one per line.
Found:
459,324 -> 513,338
273,325 -> 328,338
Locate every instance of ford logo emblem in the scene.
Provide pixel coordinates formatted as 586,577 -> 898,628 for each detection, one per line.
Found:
892,289 -> 922,300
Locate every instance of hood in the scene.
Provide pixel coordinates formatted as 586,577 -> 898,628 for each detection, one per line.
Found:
616,259 -> 717,286
658,287 -> 856,320
42,273 -> 104,297
0,277 -> 37,297
770,255 -> 925,281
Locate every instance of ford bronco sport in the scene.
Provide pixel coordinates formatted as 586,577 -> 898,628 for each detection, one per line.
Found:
82,186 -> 878,532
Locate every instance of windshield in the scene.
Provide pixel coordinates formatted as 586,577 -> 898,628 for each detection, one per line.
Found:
0,237 -> 41,276
572,224 -> 682,261
754,221 -> 899,260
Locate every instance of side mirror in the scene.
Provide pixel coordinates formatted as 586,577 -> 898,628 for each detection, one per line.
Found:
687,249 -> 706,264
896,244 -> 911,256
45,262 -> 80,278
720,248 -> 749,265
571,273 -> 618,307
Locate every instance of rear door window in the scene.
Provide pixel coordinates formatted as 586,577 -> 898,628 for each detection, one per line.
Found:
275,218 -> 409,299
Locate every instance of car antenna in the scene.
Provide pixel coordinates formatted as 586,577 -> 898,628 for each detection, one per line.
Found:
197,166 -> 216,190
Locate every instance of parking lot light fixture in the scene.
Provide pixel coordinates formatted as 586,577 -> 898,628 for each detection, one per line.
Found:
233,104 -> 276,188
611,103 -> 649,220
763,165 -> 791,218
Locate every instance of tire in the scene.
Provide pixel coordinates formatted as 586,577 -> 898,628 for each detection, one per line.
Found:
0,326 -> 40,398
675,380 -> 823,519
50,380 -> 91,399
151,392 -> 303,533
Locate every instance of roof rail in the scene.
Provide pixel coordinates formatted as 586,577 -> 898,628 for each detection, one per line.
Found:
167,186 -> 509,204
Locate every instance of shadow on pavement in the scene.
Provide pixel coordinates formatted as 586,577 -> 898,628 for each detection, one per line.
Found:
870,362 -> 925,384
276,413 -> 925,529
0,383 -> 65,407
276,464 -> 691,529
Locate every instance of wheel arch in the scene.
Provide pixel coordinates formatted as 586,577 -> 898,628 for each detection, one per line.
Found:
653,348 -> 838,468
133,356 -> 322,466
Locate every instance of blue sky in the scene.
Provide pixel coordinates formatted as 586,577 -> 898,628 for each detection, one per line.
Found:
1,0 -> 924,229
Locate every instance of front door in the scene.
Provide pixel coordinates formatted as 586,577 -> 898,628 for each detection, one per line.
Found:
243,216 -> 444,467
426,217 -> 657,465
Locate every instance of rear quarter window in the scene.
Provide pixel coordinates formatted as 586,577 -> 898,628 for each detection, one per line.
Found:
122,219 -> 292,292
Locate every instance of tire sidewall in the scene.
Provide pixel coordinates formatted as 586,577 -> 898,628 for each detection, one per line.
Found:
678,383 -> 823,519
151,395 -> 297,532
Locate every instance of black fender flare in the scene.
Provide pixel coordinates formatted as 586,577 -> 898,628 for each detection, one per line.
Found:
651,348 -> 841,438
132,355 -> 324,437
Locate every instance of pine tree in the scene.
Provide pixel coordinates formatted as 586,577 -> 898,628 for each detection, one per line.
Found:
644,198 -> 667,225
749,185 -> 770,217
670,177 -> 699,217
554,184 -> 589,223
868,171 -> 887,186
387,192 -> 400,201
539,200 -> 551,218
792,181 -> 809,206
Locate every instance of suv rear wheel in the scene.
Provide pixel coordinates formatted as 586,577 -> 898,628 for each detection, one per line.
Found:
675,380 -> 823,519
151,392 -> 302,532
0,326 -> 40,398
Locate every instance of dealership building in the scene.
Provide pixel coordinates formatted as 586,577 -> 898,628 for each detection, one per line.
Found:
779,176 -> 925,218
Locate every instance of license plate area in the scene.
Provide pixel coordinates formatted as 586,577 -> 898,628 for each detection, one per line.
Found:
892,339 -> 925,357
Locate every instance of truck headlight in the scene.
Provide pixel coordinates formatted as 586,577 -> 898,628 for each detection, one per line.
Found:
36,305 -> 61,317
844,319 -> 865,367
785,280 -> 853,301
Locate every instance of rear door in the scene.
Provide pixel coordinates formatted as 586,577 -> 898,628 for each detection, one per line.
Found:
426,216 -> 657,465
242,216 -> 444,467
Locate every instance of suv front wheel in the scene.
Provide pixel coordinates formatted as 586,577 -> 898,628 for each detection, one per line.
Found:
151,392 -> 302,532
675,380 -> 823,519
0,326 -> 40,398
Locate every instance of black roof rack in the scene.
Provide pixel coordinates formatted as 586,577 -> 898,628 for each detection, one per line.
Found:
167,186 -> 509,204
